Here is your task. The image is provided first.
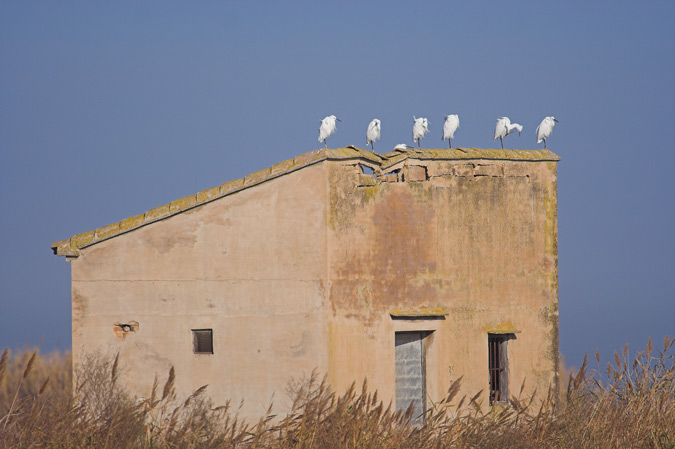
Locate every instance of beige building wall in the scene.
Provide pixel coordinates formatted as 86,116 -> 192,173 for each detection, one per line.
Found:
325,157 -> 559,409
69,163 -> 329,417
55,147 -> 559,421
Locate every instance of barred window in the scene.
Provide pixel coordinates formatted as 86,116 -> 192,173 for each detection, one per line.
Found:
192,329 -> 213,354
488,334 -> 509,405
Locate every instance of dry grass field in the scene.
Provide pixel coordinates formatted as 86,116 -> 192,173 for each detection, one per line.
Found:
1,338 -> 673,449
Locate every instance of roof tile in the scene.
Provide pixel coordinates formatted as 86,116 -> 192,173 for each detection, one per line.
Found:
119,214 -> 144,231
71,230 -> 95,248
220,178 -> 244,195
294,149 -> 326,167
244,168 -> 271,187
270,158 -> 296,176
144,204 -> 171,222
325,147 -> 357,159
95,222 -> 120,240
51,238 -> 72,256
197,185 -> 220,203
170,194 -> 197,212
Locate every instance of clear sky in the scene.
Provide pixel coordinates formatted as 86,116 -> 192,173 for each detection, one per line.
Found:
1,1 -> 673,368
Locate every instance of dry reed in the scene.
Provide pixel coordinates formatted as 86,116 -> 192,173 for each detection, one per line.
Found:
0,337 -> 673,449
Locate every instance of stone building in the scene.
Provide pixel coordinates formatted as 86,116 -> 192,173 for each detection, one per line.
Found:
52,146 -> 560,421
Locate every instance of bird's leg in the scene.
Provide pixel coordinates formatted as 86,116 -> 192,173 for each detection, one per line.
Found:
417,140 -> 420,149
500,137 -> 504,149
448,139 -> 451,149
371,142 -> 374,151
544,139 -> 547,149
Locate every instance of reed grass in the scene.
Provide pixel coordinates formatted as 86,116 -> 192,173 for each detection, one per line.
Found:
0,337 -> 673,448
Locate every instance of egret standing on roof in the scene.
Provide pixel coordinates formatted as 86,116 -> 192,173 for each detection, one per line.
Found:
536,116 -> 559,149
442,114 -> 460,149
494,116 -> 523,149
318,115 -> 341,148
366,119 -> 381,151
412,117 -> 429,148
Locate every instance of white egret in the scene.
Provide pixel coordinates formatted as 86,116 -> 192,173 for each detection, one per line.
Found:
412,117 -> 429,148
494,116 -> 523,149
318,115 -> 341,148
442,114 -> 460,149
366,119 -> 381,151
393,143 -> 415,151
536,116 -> 559,148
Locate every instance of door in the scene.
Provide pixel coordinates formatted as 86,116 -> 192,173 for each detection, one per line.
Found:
395,331 -> 426,423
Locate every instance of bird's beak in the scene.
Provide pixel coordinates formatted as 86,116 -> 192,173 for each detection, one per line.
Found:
336,118 -> 342,122
554,119 -> 559,123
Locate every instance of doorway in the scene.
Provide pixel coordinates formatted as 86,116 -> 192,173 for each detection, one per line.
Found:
394,331 -> 428,423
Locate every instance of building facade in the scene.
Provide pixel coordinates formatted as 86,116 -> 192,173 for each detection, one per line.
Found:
52,146 -> 560,421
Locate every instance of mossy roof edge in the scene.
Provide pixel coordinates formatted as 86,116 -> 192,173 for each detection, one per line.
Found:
409,148 -> 561,161
51,146 -> 560,257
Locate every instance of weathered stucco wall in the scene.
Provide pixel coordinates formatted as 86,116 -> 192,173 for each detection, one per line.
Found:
70,163 -> 329,418
326,157 -> 558,410
59,147 -> 559,421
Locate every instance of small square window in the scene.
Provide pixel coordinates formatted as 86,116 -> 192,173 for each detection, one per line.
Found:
192,329 -> 213,354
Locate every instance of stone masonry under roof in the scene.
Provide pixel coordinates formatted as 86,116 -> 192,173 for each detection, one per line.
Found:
51,146 -> 560,258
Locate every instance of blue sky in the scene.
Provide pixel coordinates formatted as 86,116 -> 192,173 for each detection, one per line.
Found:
1,1 -> 673,368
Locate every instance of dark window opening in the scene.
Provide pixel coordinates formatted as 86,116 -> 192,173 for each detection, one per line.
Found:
360,164 -> 375,175
192,329 -> 213,354
488,333 -> 509,405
